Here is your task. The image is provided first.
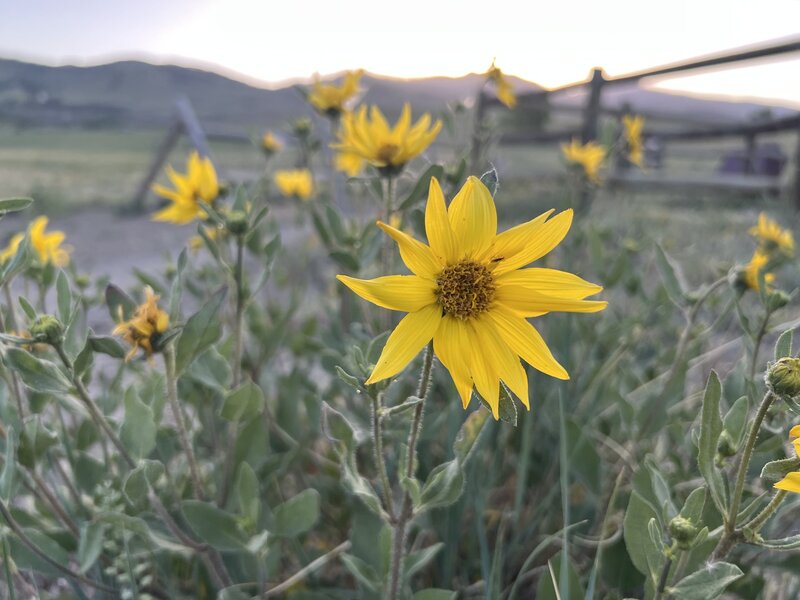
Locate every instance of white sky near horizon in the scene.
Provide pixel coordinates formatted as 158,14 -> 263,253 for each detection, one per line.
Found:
0,0 -> 799,107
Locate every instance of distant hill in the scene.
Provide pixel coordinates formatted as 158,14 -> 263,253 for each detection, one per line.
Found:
0,58 -> 796,133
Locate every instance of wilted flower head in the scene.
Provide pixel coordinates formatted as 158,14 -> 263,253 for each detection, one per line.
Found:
0,216 -> 71,267
308,70 -> 363,117
334,103 -> 442,176
486,62 -> 516,109
112,287 -> 170,360
561,139 -> 606,184
337,176 -> 606,418
622,115 -> 645,167
274,169 -> 314,201
152,151 -> 220,225
749,213 -> 794,257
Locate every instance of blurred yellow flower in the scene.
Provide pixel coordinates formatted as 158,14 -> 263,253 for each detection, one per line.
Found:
112,286 -> 170,360
743,250 -> 775,291
337,176 -> 606,418
261,131 -> 282,153
334,151 -> 365,177
749,212 -> 794,257
275,169 -> 314,201
152,151 -> 220,225
561,139 -> 606,184
308,70 -> 363,116
774,425 -> 800,493
622,115 -> 645,167
487,63 -> 516,109
0,216 -> 71,267
335,103 -> 442,175
189,225 -> 222,253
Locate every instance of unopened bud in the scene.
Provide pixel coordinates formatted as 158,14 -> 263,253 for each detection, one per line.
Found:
767,357 -> 800,400
668,516 -> 699,549
29,315 -> 64,345
716,430 -> 737,458
225,210 -> 249,236
768,290 -> 791,312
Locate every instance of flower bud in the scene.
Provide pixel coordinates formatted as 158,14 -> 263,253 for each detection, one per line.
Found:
668,516 -> 699,549
29,315 -> 64,346
767,290 -> 791,312
767,357 -> 800,400
716,430 -> 737,458
225,210 -> 249,236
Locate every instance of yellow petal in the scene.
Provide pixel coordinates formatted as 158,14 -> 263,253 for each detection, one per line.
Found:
775,472 -> 800,494
463,321 -> 500,419
487,304 -> 569,380
433,315 -> 475,409
376,221 -> 441,279
496,268 -> 603,300
425,177 -> 458,265
366,304 -> 442,384
790,424 -> 800,439
447,176 -> 497,258
489,209 -> 572,276
496,286 -> 608,317
336,275 -> 436,313
473,315 -> 529,409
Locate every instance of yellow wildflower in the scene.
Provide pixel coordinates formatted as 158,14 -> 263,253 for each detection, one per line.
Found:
749,212 -> 794,257
0,233 -> 22,263
487,63 -> 516,109
774,425 -> 800,493
0,216 -> 71,266
335,103 -> 442,175
112,287 -> 170,360
743,250 -> 775,292
261,131 -> 282,154
622,115 -> 645,167
561,139 -> 606,184
189,225 -> 222,253
337,176 -> 606,418
308,70 -> 363,116
152,151 -> 220,225
275,169 -> 314,201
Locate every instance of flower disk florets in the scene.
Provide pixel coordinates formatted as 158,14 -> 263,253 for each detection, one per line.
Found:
436,261 -> 495,320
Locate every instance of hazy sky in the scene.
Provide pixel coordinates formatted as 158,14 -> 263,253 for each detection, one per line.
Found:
1,0 -> 799,106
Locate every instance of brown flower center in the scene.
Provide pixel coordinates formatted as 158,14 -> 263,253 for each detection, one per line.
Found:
376,143 -> 400,164
436,260 -> 496,320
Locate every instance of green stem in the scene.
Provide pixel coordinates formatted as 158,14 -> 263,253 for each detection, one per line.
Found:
653,557 -> 673,600
387,342 -> 434,600
749,311 -> 770,386
371,392 -> 394,520
165,344 -> 205,500
742,489 -> 788,533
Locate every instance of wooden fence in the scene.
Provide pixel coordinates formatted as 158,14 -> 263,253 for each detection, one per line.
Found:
480,37 -> 800,207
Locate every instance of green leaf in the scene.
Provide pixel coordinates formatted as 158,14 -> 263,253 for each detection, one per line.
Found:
679,487 -> 707,523
479,166 -> 499,196
105,283 -> 137,323
123,460 -> 165,505
623,490 -> 664,581
88,335 -> 126,359
0,197 -> 33,213
236,463 -> 260,528
412,590 -> 457,600
321,401 -> 357,448
17,296 -> 36,321
476,383 -> 518,426
7,528 -> 69,577
536,555 -> 584,600
329,250 -> 360,272
399,164 -> 445,210
404,543 -> 443,581
181,500 -> 247,551
341,553 -> 379,591
697,371 -> 727,516
120,387 -> 157,459
0,428 -> 17,500
0,234 -> 32,286
654,243 -> 686,307
220,381 -> 265,422
722,396 -> 749,452
270,489 -> 320,538
18,416 -> 58,468
325,203 -> 348,244
453,409 -> 489,462
175,287 -> 227,373
418,460 -> 464,511
77,522 -> 106,573
667,562 -> 743,599
760,457 -> 800,483
775,328 -> 794,360
55,270 -> 72,324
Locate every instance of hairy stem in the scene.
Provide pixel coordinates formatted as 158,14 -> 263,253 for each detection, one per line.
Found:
742,489 -> 788,534
371,392 -> 395,520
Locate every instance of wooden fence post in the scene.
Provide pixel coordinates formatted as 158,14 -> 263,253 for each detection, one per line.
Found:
744,132 -> 756,175
469,90 -> 487,175
581,68 -> 605,143
129,120 -> 183,213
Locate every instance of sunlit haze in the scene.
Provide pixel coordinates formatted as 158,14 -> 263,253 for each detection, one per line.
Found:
2,0 -> 799,107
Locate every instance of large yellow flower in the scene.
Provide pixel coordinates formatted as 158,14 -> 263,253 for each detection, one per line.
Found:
308,70 -> 363,116
152,151 -> 220,225
622,115 -> 645,167
749,212 -> 794,257
774,425 -> 800,493
337,176 -> 606,418
561,139 -> 606,184
743,249 -> 775,292
275,169 -> 314,201
487,63 -> 517,109
112,287 -> 170,360
0,216 -> 70,267
334,103 -> 442,174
